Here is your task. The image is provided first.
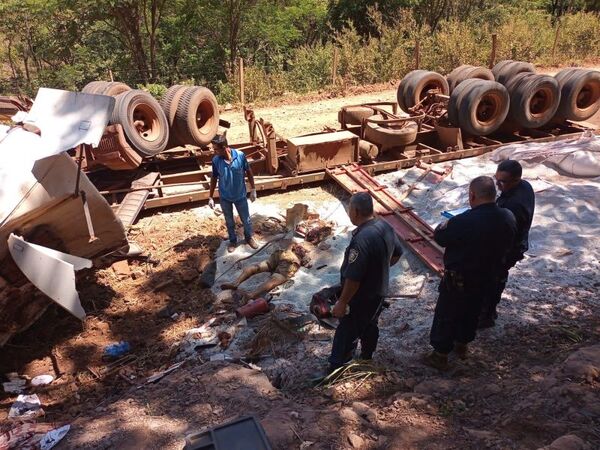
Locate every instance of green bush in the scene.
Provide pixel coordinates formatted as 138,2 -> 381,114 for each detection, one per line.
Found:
138,83 -> 168,100
556,12 -> 600,65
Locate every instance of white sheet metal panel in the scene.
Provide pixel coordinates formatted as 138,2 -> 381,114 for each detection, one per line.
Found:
8,233 -> 88,320
23,88 -> 114,157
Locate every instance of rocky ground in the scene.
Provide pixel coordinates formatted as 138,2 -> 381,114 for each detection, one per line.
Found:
2,76 -> 600,449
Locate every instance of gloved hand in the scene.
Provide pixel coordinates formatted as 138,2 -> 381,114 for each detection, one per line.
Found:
249,189 -> 257,202
208,198 -> 215,209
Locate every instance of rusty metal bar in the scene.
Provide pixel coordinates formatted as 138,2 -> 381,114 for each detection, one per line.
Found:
327,164 -> 444,275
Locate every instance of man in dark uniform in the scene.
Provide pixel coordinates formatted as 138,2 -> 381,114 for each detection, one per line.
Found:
479,160 -> 535,328
425,176 -> 517,370
328,192 -> 403,372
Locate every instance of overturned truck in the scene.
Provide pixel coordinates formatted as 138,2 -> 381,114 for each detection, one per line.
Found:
86,62 -> 600,220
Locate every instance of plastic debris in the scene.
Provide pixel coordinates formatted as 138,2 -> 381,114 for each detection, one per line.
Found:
141,361 -> 184,386
0,422 -> 69,450
103,341 -> 131,358
2,378 -> 27,394
31,375 -> 54,387
8,394 -> 44,419
40,425 -> 70,450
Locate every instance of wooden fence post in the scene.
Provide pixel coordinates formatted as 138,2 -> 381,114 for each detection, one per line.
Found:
552,23 -> 561,63
239,57 -> 245,106
414,39 -> 420,70
488,34 -> 497,69
332,48 -> 339,84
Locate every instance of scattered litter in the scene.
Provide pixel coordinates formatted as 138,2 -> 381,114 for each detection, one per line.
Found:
0,422 -> 69,450
103,341 -> 131,359
143,361 -> 185,385
8,394 -> 44,419
88,355 -> 137,380
31,374 -> 54,387
236,298 -> 270,319
40,425 -> 70,450
3,377 -> 27,394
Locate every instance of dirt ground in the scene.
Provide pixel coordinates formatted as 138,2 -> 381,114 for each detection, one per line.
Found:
2,68 -> 600,449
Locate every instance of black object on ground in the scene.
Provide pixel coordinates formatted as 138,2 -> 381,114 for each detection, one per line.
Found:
183,415 -> 272,450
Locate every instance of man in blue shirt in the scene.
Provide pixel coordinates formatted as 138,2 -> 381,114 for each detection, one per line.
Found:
209,135 -> 258,253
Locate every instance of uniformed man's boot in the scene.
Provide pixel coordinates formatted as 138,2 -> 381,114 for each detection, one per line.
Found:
422,351 -> 449,371
453,342 -> 468,360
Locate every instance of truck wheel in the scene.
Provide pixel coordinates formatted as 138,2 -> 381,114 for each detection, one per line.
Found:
397,70 -> 428,112
111,90 -> 169,156
159,85 -> 188,146
494,61 -> 536,86
174,86 -> 220,146
554,68 -> 581,86
447,78 -> 480,127
509,74 -> 560,128
402,71 -> 449,111
447,65 -> 494,93
491,60 -> 514,80
556,70 -> 600,121
447,65 -> 474,93
339,105 -> 376,126
100,81 -> 131,96
458,80 -> 509,136
82,81 -> 108,94
364,114 -> 418,149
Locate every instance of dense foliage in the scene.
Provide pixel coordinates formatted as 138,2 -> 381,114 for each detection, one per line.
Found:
0,0 -> 598,103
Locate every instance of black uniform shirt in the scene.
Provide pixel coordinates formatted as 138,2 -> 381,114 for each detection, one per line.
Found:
497,179 -> 535,256
434,203 -> 517,283
340,218 -> 403,315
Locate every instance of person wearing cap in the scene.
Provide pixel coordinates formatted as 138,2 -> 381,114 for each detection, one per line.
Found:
209,135 -> 258,252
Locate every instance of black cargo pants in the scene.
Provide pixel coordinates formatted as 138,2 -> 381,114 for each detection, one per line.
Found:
430,272 -> 485,354
328,298 -> 384,369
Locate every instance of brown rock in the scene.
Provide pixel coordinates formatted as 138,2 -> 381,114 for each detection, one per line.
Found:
111,260 -> 130,278
539,434 -> 590,450
347,433 -> 365,449
560,345 -> 600,383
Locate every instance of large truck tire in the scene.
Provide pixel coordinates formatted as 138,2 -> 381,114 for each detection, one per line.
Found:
397,70 -> 428,112
174,86 -> 220,146
447,65 -> 494,93
447,78 -> 480,127
508,74 -> 560,128
100,81 -> 131,97
82,81 -> 109,94
111,90 -> 169,156
364,114 -> 418,148
338,105 -> 376,126
397,70 -> 448,112
457,80 -> 509,136
159,85 -> 188,146
555,69 -> 600,121
493,60 -> 536,86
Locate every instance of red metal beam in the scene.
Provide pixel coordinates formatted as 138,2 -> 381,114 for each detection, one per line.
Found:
327,164 -> 444,276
